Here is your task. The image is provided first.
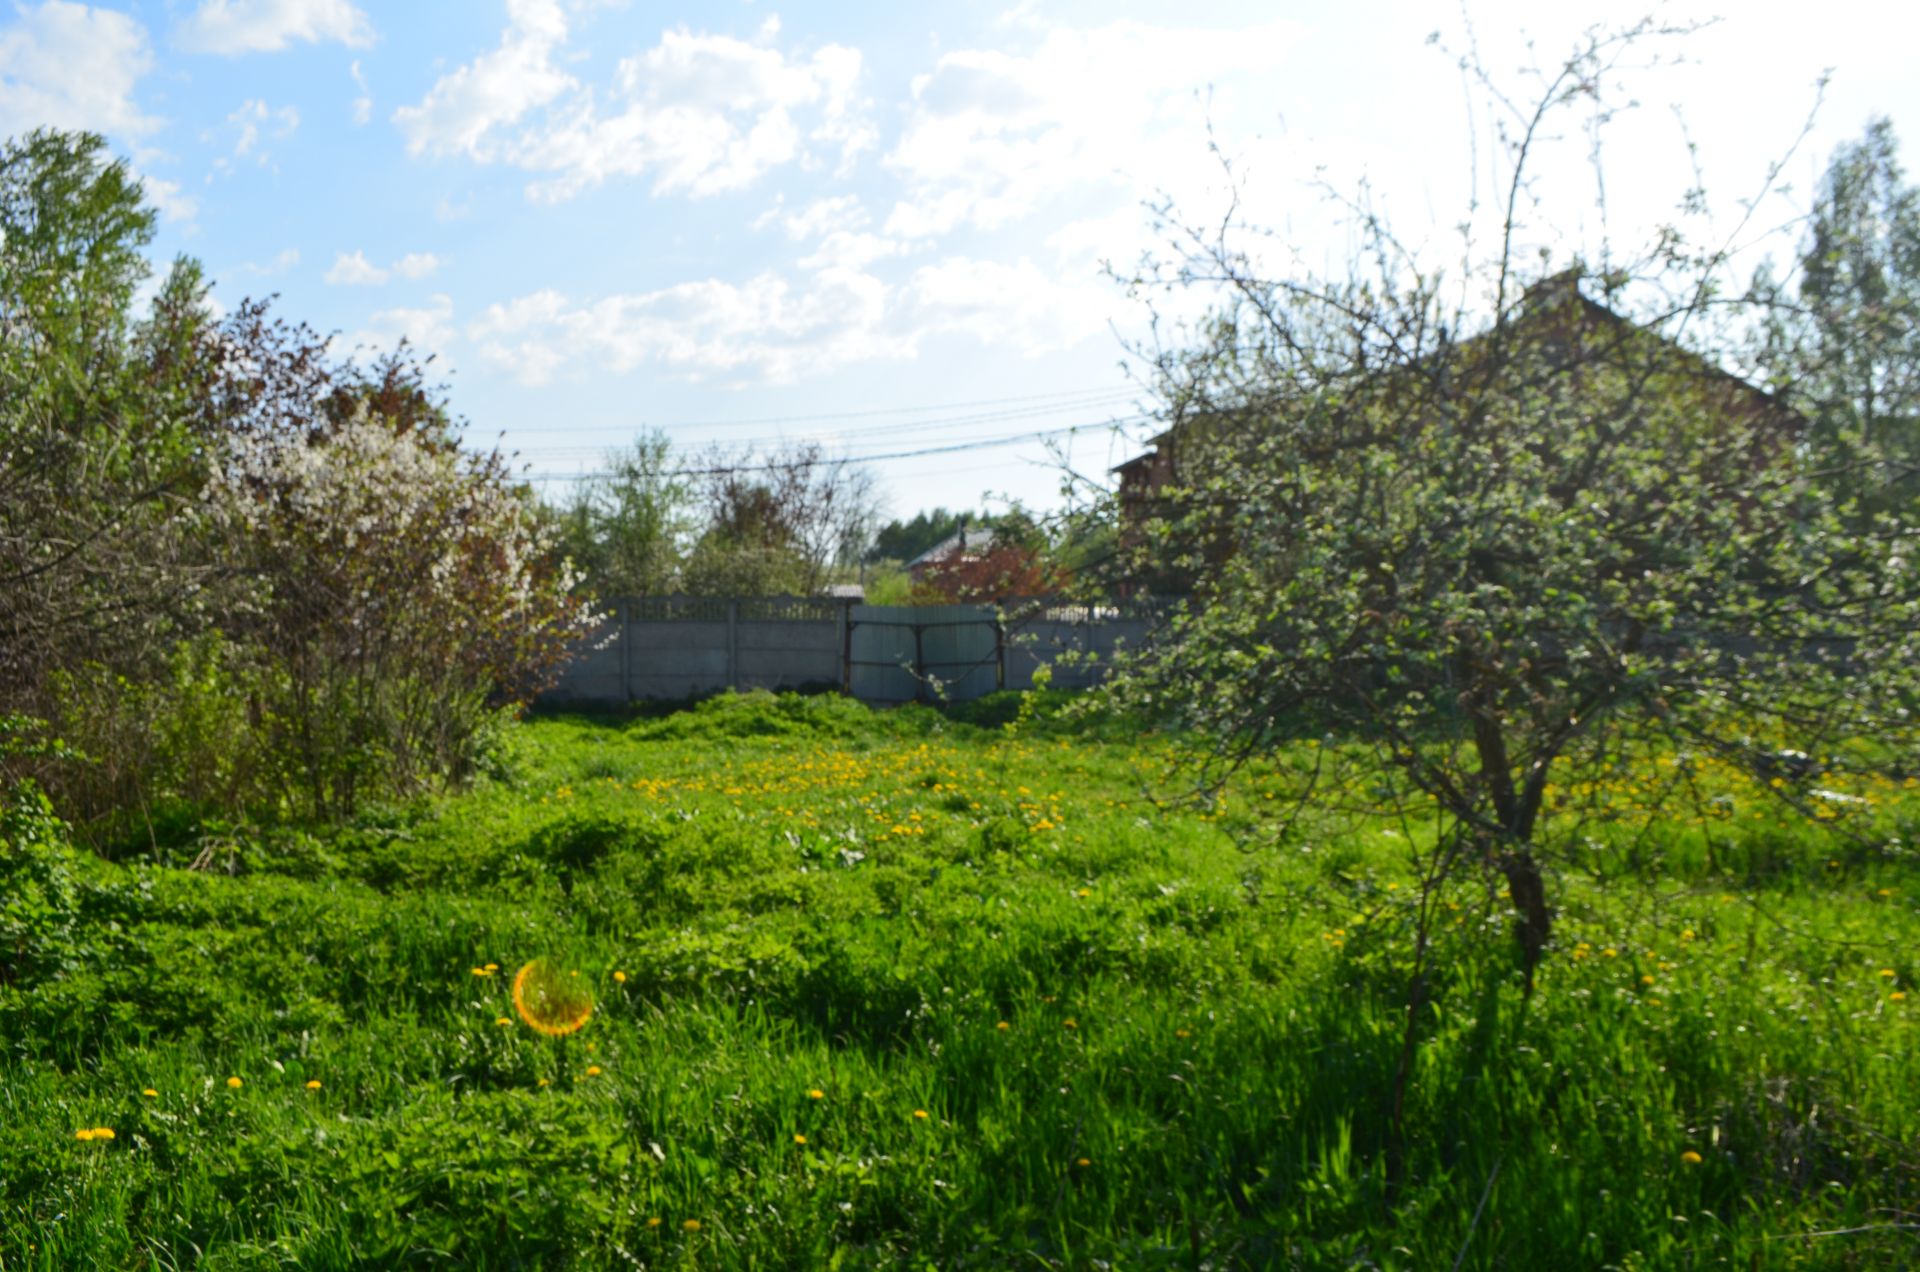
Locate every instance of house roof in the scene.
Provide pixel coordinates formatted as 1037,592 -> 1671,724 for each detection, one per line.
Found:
906,525 -> 998,570
1109,271 -> 1796,476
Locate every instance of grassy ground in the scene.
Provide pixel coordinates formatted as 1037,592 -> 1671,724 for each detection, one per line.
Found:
3,691 -> 1917,1268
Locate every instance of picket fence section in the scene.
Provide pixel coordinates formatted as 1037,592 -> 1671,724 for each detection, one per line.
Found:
541,597 -> 1163,707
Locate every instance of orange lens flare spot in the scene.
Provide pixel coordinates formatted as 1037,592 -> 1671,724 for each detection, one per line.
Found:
512,959 -> 595,1036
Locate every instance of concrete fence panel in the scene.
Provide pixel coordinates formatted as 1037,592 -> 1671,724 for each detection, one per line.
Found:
538,596 -> 1168,708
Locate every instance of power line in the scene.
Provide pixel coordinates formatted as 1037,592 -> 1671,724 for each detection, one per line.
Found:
507,401 -> 1138,461
507,390 -> 1141,458
519,418 -> 1151,482
521,384 -> 1140,436
513,416 -> 1144,465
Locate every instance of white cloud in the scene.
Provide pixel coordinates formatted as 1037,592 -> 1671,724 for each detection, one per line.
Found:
0,1 -> 158,140
138,172 -> 198,222
392,252 -> 441,280
227,98 -> 299,161
346,293 -> 455,361
468,269 -> 914,386
0,2 -> 192,218
798,231 -> 904,272
907,255 -> 1111,354
768,193 -> 867,240
463,248 -> 1111,387
176,0 -> 371,55
325,250 -> 442,286
349,59 -> 371,125
239,247 -> 301,276
395,7 -> 874,203
325,250 -> 387,285
434,13 -> 1313,391
884,16 -> 1302,238
392,0 -> 574,159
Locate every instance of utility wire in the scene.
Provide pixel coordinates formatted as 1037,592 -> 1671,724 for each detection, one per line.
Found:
514,417 -> 1143,465
527,384 -> 1140,435
508,391 -> 1141,458
520,418 -> 1152,482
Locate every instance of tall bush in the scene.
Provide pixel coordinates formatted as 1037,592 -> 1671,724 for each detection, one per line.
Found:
209,407 -> 593,820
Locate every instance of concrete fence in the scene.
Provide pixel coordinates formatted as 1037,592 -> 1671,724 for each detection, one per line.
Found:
540,596 -> 1164,707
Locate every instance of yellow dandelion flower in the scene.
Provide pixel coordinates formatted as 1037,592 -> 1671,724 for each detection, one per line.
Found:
484,963 -> 499,972
305,1080 -> 322,1091
793,1134 -> 807,1145
613,970 -> 627,983
682,1220 -> 702,1233
226,1076 -> 243,1089
585,1065 -> 603,1076
1641,975 -> 1656,986
1175,1028 -> 1191,1039
808,1088 -> 825,1100
74,1128 -> 96,1141
141,1088 -> 158,1098
538,1078 -> 550,1087
913,1109 -> 929,1120
512,959 -> 594,1036
647,1217 -> 662,1228
1893,992 -> 1908,1002
1680,1150 -> 1703,1165
996,1020 -> 1010,1031
1063,1018 -> 1077,1029
1880,969 -> 1897,979
1075,888 -> 1090,898
1076,1157 -> 1091,1167
471,967 -> 492,977
496,1016 -> 512,1026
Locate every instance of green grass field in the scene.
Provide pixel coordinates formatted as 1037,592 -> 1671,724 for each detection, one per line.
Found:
4,691 -> 1917,1268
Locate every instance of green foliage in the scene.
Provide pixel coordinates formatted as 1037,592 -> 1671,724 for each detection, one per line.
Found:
0,715 -> 85,986
0,130 -> 220,706
3,705 -> 1918,1265
0,129 -> 595,831
1761,116 -> 1920,515
39,632 -> 272,842
860,563 -> 914,605
1103,30 -> 1920,989
203,371 -> 592,823
680,530 -> 812,597
556,430 -> 694,598
682,441 -> 880,596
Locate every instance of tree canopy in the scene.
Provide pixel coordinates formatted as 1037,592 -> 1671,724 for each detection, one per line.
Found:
0,129 -> 592,831
1102,29 -> 1920,991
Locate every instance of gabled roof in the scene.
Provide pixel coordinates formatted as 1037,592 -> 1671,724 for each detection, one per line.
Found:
906,525 -> 998,570
1110,271 -> 1796,477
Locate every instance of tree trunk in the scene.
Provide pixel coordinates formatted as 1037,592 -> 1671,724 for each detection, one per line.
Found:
1498,848 -> 1551,993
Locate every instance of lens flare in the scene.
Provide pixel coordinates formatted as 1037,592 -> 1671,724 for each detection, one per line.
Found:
512,958 -> 594,1036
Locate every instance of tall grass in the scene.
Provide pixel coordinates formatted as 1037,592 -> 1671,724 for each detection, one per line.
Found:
2,692 -> 1915,1267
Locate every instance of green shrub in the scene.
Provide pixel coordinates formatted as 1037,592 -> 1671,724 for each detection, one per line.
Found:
0,716 -> 83,985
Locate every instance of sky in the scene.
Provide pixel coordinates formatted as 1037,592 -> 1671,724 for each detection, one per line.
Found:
4,0 -> 1918,522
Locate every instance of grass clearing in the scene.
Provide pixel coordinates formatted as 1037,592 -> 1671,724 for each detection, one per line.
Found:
4,691 -> 1918,1267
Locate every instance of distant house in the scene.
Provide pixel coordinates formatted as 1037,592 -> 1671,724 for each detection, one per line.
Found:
1113,270 -> 1799,521
905,525 -> 998,582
